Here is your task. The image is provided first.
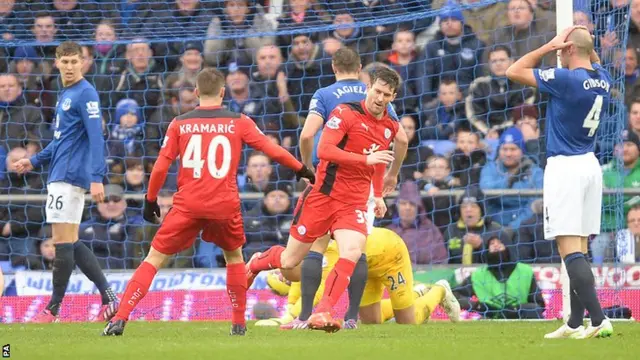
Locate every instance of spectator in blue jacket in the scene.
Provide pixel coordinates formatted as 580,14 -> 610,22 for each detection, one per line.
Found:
418,3 -> 485,103
480,127 -> 543,229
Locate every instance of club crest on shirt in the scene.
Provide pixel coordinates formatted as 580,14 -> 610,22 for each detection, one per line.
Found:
62,98 -> 71,111
326,116 -> 341,130
384,128 -> 391,139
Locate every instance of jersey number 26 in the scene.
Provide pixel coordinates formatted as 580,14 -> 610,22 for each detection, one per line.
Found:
183,134 -> 232,179
583,95 -> 603,137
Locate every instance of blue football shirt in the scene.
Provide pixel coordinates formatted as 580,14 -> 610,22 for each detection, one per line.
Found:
308,78 -> 399,163
533,63 -> 612,158
30,79 -> 106,190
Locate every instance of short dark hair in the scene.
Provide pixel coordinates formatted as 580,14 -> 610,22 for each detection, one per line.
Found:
439,77 -> 458,87
489,45 -> 512,58
34,12 -> 53,22
332,47 -> 361,74
196,67 -> 225,97
56,41 -> 83,58
631,98 -> 640,109
370,66 -> 401,93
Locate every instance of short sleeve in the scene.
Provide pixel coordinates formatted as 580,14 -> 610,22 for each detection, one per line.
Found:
158,120 -> 180,161
308,90 -> 326,120
533,68 -> 570,98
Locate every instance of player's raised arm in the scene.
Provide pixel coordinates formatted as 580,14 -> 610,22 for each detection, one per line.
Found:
240,115 -> 315,183
506,25 -> 586,87
79,88 -> 106,183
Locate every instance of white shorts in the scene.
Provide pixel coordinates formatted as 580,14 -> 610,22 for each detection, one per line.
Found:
366,183 -> 375,235
543,152 -> 602,240
46,182 -> 86,224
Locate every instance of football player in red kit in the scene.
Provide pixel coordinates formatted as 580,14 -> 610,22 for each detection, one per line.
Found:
102,68 -> 315,337
246,67 -> 408,332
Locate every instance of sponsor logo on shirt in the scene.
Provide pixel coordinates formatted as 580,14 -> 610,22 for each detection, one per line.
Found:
86,101 -> 100,119
309,98 -> 318,110
326,116 -> 341,130
538,68 -> 556,82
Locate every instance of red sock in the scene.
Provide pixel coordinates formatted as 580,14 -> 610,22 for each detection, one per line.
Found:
226,263 -> 247,326
249,246 -> 284,272
114,261 -> 157,322
315,258 -> 356,314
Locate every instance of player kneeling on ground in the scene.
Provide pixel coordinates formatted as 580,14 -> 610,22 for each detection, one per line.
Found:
102,68 -> 314,337
260,228 -> 460,327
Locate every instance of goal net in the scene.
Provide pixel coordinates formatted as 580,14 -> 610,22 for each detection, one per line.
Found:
0,0 -> 634,323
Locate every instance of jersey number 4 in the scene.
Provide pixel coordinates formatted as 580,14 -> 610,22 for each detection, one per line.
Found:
583,95 -> 603,137
183,134 -> 232,179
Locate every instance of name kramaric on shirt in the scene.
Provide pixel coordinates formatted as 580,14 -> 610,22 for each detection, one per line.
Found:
179,123 -> 235,135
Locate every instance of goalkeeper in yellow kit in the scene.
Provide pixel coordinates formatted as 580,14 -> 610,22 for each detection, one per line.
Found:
258,227 -> 460,328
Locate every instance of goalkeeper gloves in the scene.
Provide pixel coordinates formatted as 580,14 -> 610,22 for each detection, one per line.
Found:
295,164 -> 316,184
143,195 -> 161,224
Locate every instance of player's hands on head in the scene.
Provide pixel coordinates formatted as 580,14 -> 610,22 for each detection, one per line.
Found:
13,158 -> 33,174
373,197 -> 387,218
143,195 -> 161,224
296,164 -> 316,185
90,182 -> 105,203
366,150 -> 394,166
546,25 -> 588,52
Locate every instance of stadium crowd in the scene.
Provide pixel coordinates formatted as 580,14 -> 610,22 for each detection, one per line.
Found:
0,0 -> 638,275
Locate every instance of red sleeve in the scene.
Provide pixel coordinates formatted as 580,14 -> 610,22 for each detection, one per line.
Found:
147,120 -> 179,201
240,115 -> 303,172
317,109 -> 367,166
372,163 -> 385,197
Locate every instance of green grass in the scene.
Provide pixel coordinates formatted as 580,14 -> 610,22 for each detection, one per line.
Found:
1,321 -> 638,360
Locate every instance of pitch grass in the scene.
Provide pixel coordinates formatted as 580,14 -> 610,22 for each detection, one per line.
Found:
1,321 -> 638,360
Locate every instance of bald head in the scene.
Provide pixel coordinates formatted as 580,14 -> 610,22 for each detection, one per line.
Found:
567,28 -> 594,57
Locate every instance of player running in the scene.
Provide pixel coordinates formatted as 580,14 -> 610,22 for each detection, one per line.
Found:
15,41 -> 119,323
101,68 -> 315,336
259,227 -> 460,327
294,48 -> 406,329
506,25 -> 613,339
247,67 -> 408,333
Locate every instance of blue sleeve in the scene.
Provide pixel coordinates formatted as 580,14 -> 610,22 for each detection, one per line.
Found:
533,68 -> 569,98
479,163 -> 499,190
30,140 -> 55,167
308,90 -> 326,120
79,88 -> 106,183
387,103 -> 399,121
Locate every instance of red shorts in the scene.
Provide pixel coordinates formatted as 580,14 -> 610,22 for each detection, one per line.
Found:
290,187 -> 368,243
151,209 -> 245,255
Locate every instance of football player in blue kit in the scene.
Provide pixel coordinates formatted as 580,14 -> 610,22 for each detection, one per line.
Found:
15,41 -> 119,323
506,26 -> 613,338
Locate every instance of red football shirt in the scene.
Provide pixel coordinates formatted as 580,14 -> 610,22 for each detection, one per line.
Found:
149,106 -> 303,219
314,101 -> 399,205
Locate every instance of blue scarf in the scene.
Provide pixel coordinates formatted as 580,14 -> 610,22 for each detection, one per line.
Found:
111,124 -> 143,155
437,104 -> 454,124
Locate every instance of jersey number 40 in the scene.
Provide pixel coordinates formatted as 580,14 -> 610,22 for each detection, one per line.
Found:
183,134 -> 232,179
583,95 -> 603,137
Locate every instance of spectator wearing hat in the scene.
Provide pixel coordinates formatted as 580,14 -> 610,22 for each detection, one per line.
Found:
466,45 -> 536,138
432,0 -> 509,45
284,29 -> 334,118
480,127 -> 543,229
108,99 -> 145,160
79,184 -> 143,269
601,130 -> 640,233
243,181 -> 294,259
204,0 -> 275,68
9,46 -> 48,107
172,41 -> 203,86
512,104 -> 546,167
443,186 -> 513,264
387,181 -> 448,265
417,2 -> 485,103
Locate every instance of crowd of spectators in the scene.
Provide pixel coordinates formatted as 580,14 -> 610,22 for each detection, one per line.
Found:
0,0 -> 637,272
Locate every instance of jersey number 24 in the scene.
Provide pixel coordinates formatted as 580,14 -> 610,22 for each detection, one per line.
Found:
183,134 -> 232,179
583,95 -> 603,137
